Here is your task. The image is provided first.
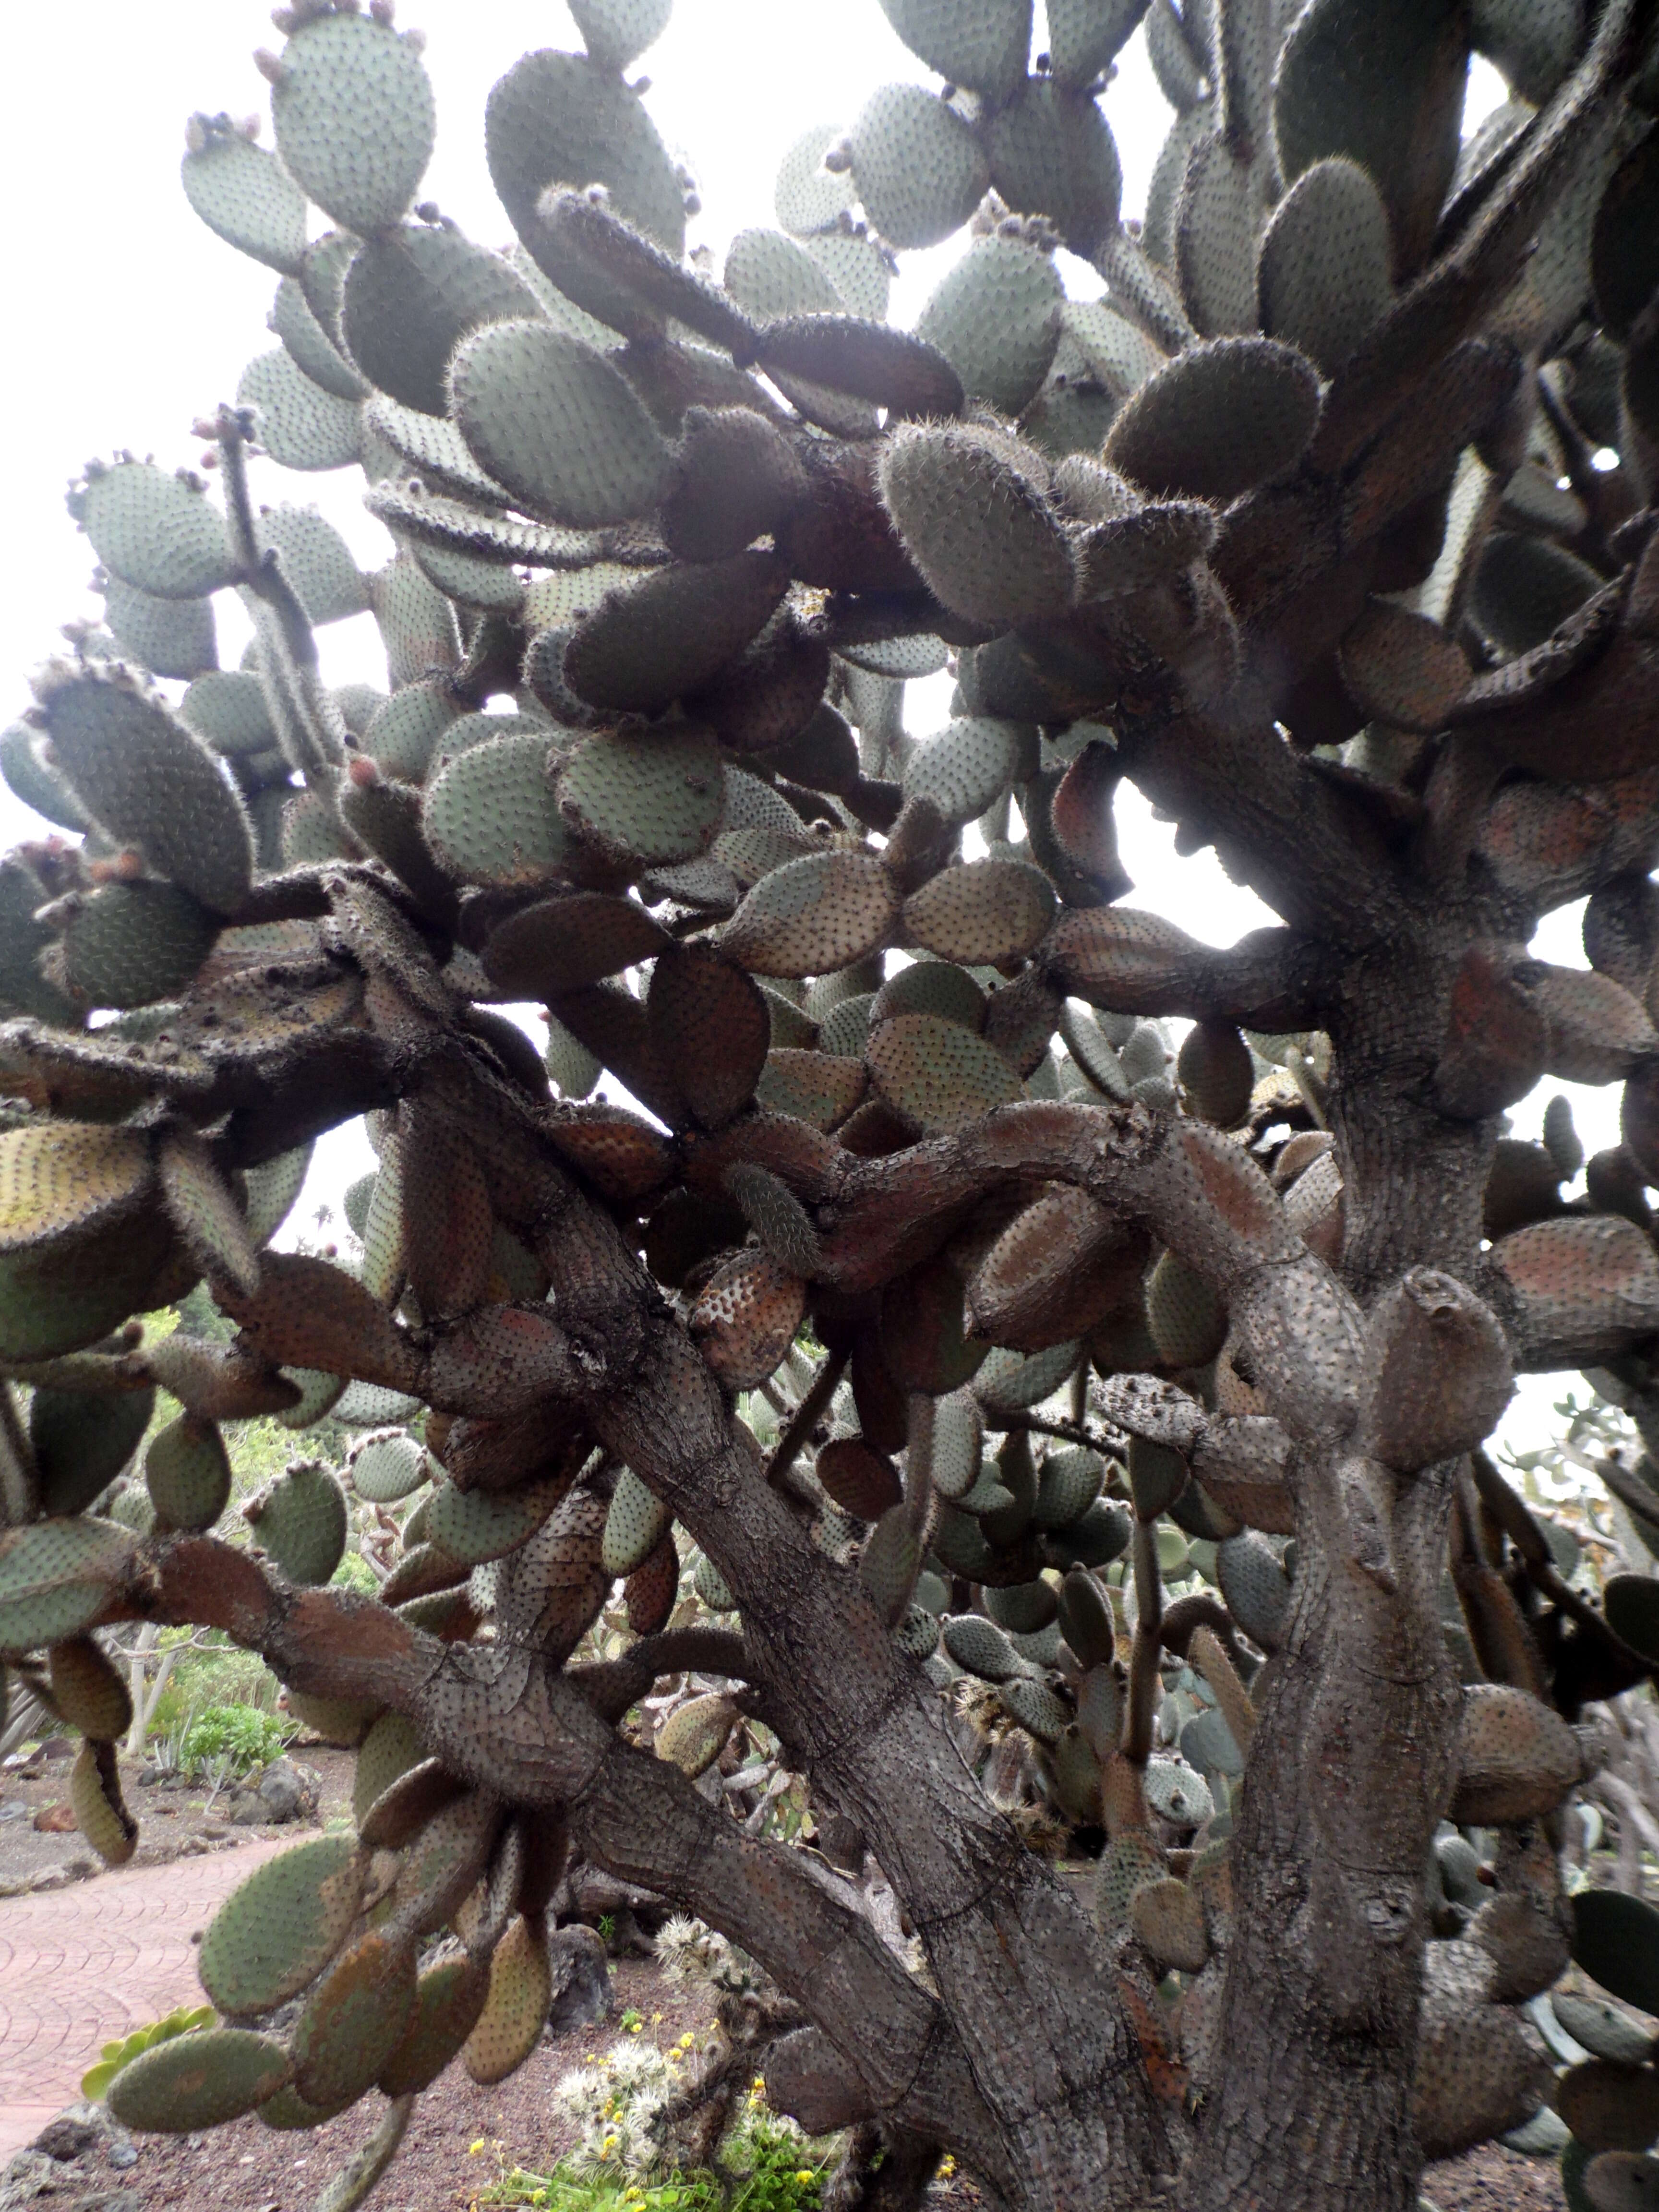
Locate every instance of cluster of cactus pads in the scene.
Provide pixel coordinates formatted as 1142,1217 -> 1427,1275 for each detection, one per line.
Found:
13,0 -> 1659,2202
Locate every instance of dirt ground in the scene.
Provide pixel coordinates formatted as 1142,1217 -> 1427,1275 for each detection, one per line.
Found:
0,1742 -> 358,1898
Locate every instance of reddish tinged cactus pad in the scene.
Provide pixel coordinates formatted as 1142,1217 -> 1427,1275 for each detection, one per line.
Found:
1450,1683 -> 1584,1824
691,1249 -> 806,1390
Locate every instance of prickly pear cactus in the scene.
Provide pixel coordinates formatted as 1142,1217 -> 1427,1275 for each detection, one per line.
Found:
11,0 -> 1659,2206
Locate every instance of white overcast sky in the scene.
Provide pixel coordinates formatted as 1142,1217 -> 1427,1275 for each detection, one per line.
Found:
0,7 -> 1602,1453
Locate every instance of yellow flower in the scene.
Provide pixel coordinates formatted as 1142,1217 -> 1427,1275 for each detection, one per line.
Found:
629,2021 -> 642,2034
468,2140 -> 485,2157
667,2048 -> 682,2063
795,2173 -> 815,2186
752,2075 -> 766,2092
652,2013 -> 663,2024
679,2032 -> 695,2048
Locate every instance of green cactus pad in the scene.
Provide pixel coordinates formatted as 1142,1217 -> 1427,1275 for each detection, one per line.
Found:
562,552 -> 789,715
602,1465 -> 673,1575
62,883 -> 222,1012
914,236 -> 1063,417
858,1503 -> 921,1626
272,271 -> 370,402
257,505 -> 369,627
749,317 -> 963,421
1131,1875 -> 1210,1972
198,1834 -> 367,2019
237,348 -> 363,473
1047,0 -> 1149,86
354,1712 -> 426,1829
1096,1832 -> 1168,1933
998,1675 -> 1070,1742
974,1338 -> 1081,1414
271,11 -> 435,237
987,80 -> 1124,256
724,227 -> 844,323
540,188 -> 754,355
245,1459 -> 349,1586
774,124 -> 858,237
1,720 -> 89,833
348,1429 -> 432,1505
870,960 -> 986,1033
878,423 -> 1073,625
108,2027 -> 290,2134
848,84 -> 990,252
1554,1995 -> 1659,2068
866,1012 -> 1025,1133
1274,0 -> 1469,276
1216,1529 -> 1291,1649
423,730 -> 568,888
1257,157 -> 1395,379
50,1645 -> 132,1759
101,577 -> 216,682
378,1952 -> 492,2096
1103,337 -> 1322,502
181,123 -> 309,274
876,0 -> 1032,103
1144,1754 -> 1213,1826
452,319 -> 673,528
342,226 -> 542,419
179,671 -> 277,758
144,1414 -> 233,1533
32,1384 -> 155,1519
0,1517 -> 135,1658
570,0 -> 673,70
942,1611 -> 1026,1681
425,1475 -> 566,1568
903,859 -> 1057,966
292,1931 -> 419,2112
486,49 -> 685,331
76,460 -> 233,601
556,725 -> 724,867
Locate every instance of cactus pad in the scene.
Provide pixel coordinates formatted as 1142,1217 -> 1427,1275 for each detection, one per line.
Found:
879,422 -> 1073,625
198,1834 -> 367,2017
848,84 -> 990,252
866,1013 -> 1024,1134
271,12 -> 435,238
291,1930 -> 419,2111
108,2027 -> 291,2134
1104,338 -> 1322,502
244,1459 -> 349,1586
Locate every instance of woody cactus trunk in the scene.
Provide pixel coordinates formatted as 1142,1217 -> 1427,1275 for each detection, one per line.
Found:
11,0 -> 1659,2205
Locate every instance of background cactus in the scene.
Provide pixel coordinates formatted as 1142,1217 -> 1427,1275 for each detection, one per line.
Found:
8,1 -> 1659,2208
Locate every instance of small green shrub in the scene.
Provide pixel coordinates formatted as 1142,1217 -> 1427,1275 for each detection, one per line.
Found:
178,1702 -> 292,1775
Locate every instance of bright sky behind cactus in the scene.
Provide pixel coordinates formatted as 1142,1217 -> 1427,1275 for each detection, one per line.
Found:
0,3 -> 1596,1453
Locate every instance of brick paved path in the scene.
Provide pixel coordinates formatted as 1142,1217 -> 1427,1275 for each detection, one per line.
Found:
0,1841 -> 284,2158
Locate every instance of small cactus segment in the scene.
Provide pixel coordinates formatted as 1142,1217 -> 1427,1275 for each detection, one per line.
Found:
602,1466 -> 673,1575
70,1737 -> 138,1866
1146,1250 -> 1228,1366
877,0 -> 1031,102
1216,1530 -> 1292,1650
859,1504 -> 921,1625
63,883 -> 222,1012
108,2027 -> 291,2134
866,1014 -> 1025,1134
348,1429 -> 430,1504
1273,0 -> 1469,276
720,851 -> 900,978
421,731 -> 567,888
570,0 -> 673,71
903,860 -> 1057,966
1131,1876 -> 1210,1973
379,1953 -> 492,2095
32,1385 -> 156,1518
244,1460 -> 349,1586
848,84 -> 991,252
902,719 -> 1027,829
453,322 -> 673,529
181,120 -> 309,274
198,1835 -> 368,2017
986,80 -> 1124,256
102,577 -> 217,682
354,1712 -> 427,1831
341,226 -> 542,420
1105,337 -> 1322,503
486,49 -> 686,266
464,1913 -> 553,2086
291,1931 -> 419,2111
561,553 -> 789,715
36,664 -> 253,915
1449,1683 -> 1583,1824
270,11 -> 435,238
73,459 -> 234,601
237,347 -> 364,473
1256,157 -> 1395,378
878,423 -> 1073,625
556,726 -> 725,867
48,1635 -> 133,1741
1337,602 -> 1470,734
914,235 -> 1065,416
657,1690 -> 739,1776
691,1249 -> 806,1390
